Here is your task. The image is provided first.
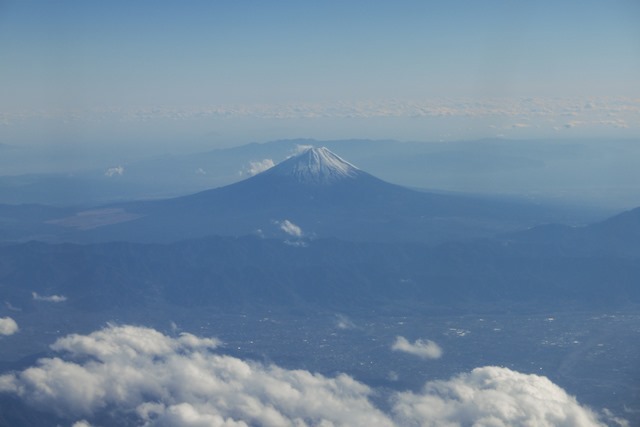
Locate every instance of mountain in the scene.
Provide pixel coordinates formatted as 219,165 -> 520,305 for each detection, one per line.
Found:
498,206 -> 640,258
39,146 -> 571,244
3,137 -> 640,210
261,146 -> 363,184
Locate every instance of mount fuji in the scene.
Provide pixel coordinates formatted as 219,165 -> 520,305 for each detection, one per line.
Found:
50,147 -> 559,244
262,146 -> 362,184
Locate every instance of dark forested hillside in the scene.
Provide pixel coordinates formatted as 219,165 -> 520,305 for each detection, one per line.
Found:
2,232 -> 639,314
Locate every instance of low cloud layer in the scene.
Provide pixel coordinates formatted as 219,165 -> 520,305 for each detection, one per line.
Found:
0,317 -> 18,336
0,325 -> 608,427
32,292 -> 67,303
5,97 -> 639,125
0,325 -> 388,426
391,336 -> 443,359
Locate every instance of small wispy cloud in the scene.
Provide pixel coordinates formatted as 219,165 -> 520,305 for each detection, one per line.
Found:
391,336 -> 442,359
243,159 -> 275,176
5,301 -> 21,312
32,292 -> 67,303
104,166 -> 124,177
335,314 -> 356,330
294,144 -> 314,154
0,317 -> 18,336
564,120 -> 585,128
598,119 -> 629,128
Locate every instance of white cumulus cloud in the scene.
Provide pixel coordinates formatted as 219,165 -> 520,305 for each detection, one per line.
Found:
0,324 -> 390,427
0,325 -> 611,427
391,336 -> 443,359
32,292 -> 67,303
0,317 -> 18,336
392,366 -> 605,427
278,219 -> 303,238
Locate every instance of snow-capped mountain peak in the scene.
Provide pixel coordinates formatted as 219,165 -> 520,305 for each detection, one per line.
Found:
265,147 -> 361,184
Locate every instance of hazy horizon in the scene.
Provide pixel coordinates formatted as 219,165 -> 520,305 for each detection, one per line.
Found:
1,1 -> 639,154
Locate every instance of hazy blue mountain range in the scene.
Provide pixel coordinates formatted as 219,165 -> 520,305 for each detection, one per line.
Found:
1,147 -> 586,245
2,202 -> 639,315
499,206 -> 640,258
2,138 -> 639,210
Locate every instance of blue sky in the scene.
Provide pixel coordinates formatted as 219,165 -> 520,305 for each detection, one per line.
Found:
1,0 -> 639,149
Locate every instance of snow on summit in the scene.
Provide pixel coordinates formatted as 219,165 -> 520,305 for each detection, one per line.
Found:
266,147 -> 361,184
